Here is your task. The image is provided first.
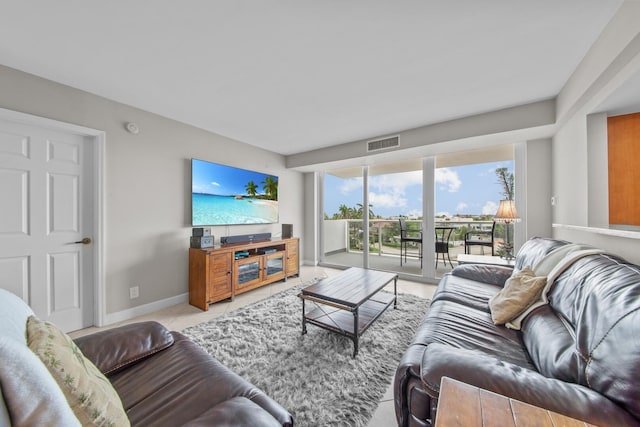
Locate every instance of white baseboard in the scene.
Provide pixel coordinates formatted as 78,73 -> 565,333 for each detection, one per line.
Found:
103,292 -> 189,326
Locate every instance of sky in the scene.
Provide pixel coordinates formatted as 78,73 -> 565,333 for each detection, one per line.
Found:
324,160 -> 513,219
192,158 -> 276,196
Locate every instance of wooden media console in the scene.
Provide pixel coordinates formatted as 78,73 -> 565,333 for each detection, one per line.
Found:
188,237 -> 299,311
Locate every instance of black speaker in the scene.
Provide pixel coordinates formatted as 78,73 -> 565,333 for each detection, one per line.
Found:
221,233 -> 271,245
282,224 -> 293,239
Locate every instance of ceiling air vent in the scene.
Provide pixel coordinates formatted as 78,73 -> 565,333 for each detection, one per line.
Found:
367,136 -> 400,152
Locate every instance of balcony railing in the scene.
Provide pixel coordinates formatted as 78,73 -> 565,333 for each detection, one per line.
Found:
323,219 -> 506,269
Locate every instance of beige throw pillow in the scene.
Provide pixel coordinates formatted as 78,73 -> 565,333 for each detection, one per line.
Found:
26,316 -> 130,427
489,267 -> 547,325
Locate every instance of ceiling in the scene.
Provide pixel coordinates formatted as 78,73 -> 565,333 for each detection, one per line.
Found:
0,1 -> 624,156
594,66 -> 640,116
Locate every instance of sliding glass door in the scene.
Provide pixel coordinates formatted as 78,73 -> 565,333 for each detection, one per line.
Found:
321,167 -> 364,268
318,145 -> 516,280
367,162 -> 423,276
434,149 -> 515,276
320,161 -> 424,275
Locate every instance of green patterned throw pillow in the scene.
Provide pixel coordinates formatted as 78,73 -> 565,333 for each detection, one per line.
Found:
26,316 -> 130,427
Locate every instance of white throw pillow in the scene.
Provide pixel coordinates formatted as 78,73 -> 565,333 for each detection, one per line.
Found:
0,336 -> 81,427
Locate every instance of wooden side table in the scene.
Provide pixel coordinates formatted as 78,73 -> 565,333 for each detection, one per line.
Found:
435,377 -> 597,427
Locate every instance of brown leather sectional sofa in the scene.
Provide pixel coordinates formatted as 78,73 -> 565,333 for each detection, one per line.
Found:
0,287 -> 293,426
75,322 -> 294,426
394,237 -> 640,427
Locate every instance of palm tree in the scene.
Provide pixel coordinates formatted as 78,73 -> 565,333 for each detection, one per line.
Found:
338,204 -> 351,219
495,167 -> 514,200
245,181 -> 258,197
495,167 -> 515,257
261,176 -> 278,200
356,203 -> 376,219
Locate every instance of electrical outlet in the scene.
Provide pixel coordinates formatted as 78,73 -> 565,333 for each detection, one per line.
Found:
129,286 -> 139,299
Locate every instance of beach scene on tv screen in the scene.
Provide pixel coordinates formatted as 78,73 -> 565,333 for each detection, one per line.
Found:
192,159 -> 279,226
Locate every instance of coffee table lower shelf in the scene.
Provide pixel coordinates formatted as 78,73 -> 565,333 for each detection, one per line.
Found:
302,292 -> 395,357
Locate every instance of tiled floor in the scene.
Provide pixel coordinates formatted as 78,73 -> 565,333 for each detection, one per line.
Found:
70,265 -> 437,427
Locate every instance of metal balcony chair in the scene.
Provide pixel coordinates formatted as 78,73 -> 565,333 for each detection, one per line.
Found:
435,227 -> 454,268
464,222 -> 496,255
399,218 -> 422,267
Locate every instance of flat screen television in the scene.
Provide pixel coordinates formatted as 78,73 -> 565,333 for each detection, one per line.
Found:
191,158 -> 279,226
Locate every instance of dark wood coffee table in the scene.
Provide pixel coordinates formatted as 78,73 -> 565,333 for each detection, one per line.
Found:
300,267 -> 398,357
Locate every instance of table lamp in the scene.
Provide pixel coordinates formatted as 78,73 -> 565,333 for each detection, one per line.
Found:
494,199 -> 520,260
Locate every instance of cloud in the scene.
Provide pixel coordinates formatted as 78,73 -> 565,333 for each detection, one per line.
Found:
482,200 -> 498,215
435,168 -> 461,192
367,171 -> 421,210
338,177 -> 363,195
455,202 -> 468,212
370,171 -> 422,190
211,181 -> 221,187
369,192 -> 407,209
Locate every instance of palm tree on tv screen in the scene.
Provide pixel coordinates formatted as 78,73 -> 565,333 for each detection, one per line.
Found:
245,180 -> 258,197
262,176 -> 278,200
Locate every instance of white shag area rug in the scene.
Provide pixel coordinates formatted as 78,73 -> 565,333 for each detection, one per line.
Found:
183,282 -> 429,427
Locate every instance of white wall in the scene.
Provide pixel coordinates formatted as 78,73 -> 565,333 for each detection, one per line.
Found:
303,172 -> 318,265
552,1 -> 640,264
524,138 -> 553,240
0,65 -> 304,320
586,113 -> 609,227
552,115 -> 590,226
553,225 -> 640,264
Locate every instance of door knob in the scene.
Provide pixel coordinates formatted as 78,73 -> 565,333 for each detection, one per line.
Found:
74,237 -> 92,245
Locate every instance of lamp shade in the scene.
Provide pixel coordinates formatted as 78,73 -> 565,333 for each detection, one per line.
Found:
494,199 -> 520,223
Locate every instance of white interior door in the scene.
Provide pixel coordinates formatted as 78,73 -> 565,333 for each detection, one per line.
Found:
0,118 -> 95,332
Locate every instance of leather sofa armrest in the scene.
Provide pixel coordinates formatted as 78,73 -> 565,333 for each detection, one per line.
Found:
421,343 -> 638,426
182,397 -> 283,427
451,264 -> 513,287
74,321 -> 174,375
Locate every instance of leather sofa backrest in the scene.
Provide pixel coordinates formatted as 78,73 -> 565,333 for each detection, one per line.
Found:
513,237 -> 568,272
549,253 -> 640,420
522,304 -> 586,384
519,240 -> 640,421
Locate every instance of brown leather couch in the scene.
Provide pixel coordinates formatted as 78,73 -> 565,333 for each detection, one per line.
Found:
394,237 -> 640,427
0,287 -> 293,427
75,322 -> 294,426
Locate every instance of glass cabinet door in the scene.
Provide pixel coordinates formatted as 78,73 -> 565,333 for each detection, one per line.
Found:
265,252 -> 285,279
236,257 -> 261,288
